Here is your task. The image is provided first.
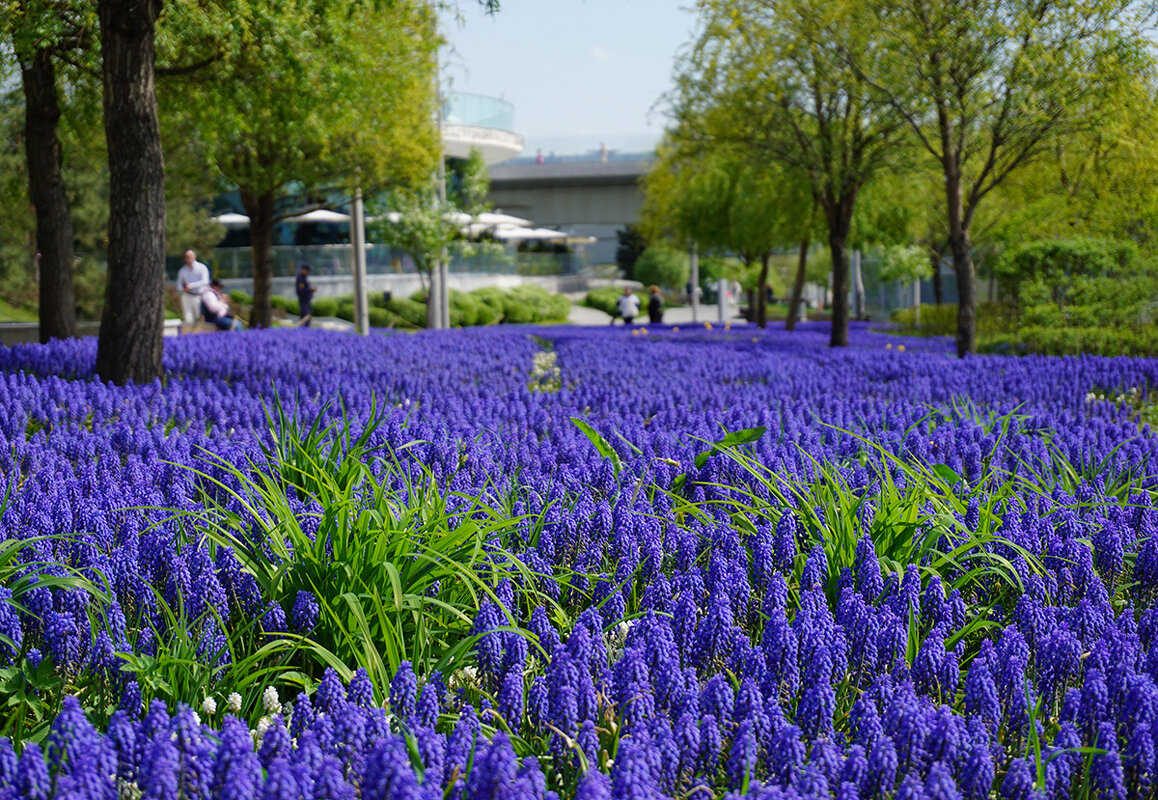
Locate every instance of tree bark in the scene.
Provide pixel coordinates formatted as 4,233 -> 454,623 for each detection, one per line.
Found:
756,251 -> 770,328
22,48 -> 77,343
786,236 -> 808,331
241,188 -> 275,328
95,0 -> 166,385
825,196 -> 854,348
945,166 -> 975,356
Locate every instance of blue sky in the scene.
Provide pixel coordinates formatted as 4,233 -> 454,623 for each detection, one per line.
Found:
440,1 -> 699,156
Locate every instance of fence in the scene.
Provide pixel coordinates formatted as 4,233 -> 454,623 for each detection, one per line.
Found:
187,244 -> 586,282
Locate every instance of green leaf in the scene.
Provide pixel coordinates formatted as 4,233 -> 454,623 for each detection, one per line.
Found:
694,425 -> 767,470
930,463 -> 963,486
570,417 -> 623,478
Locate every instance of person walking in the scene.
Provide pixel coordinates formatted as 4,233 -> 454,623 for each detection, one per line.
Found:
647,285 -> 664,324
176,249 -> 211,331
295,263 -> 316,326
616,287 -> 640,326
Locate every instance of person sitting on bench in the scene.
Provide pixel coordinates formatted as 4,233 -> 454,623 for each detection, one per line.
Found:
201,279 -> 244,331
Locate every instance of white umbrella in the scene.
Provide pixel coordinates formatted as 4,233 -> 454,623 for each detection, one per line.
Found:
474,211 -> 530,227
282,209 -> 351,224
493,226 -> 570,241
210,212 -> 250,226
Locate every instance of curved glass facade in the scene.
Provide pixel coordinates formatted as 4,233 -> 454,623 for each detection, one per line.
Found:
443,93 -> 515,132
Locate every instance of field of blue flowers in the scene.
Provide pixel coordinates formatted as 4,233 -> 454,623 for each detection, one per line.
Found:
2,321 -> 1158,800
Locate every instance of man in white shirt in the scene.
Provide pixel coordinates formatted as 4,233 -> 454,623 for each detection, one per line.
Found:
616,287 -> 641,325
176,249 -> 211,327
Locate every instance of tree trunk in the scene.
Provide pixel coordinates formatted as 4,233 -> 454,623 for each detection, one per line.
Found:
786,236 -> 808,331
21,48 -> 77,344
241,188 -> 275,328
945,167 -> 975,357
95,0 -> 166,385
930,247 -> 943,305
756,251 -> 770,328
826,203 -> 853,348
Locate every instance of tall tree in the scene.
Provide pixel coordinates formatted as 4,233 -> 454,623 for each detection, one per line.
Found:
5,2 -> 95,342
852,0 -> 1154,355
94,0 -> 166,384
670,0 -> 904,346
641,136 -> 813,328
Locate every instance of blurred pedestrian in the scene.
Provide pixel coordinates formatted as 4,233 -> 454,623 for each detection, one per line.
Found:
647,285 -> 664,324
176,249 -> 210,330
200,279 -> 243,331
295,263 -> 316,327
617,287 -> 640,326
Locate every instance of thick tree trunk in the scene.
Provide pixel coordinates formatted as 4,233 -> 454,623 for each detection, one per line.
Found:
786,236 -> 809,331
825,196 -> 854,348
21,49 -> 77,343
756,252 -> 770,329
945,169 -> 975,357
95,0 -> 165,385
241,189 -> 275,328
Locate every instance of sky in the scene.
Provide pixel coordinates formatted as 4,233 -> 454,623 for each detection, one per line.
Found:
439,1 -> 700,157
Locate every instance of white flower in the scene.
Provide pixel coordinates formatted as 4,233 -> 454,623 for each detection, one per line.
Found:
262,685 -> 280,715
282,702 -> 295,716
226,692 -> 243,715
201,697 -> 218,717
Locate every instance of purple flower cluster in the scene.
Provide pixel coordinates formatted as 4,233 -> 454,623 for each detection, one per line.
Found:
1,322 -> 1158,798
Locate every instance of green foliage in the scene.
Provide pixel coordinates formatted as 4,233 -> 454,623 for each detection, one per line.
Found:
581,286 -> 622,316
986,326 -> 1158,358
310,296 -> 342,318
371,189 -> 459,278
615,225 -> 648,279
633,245 -> 689,290
878,245 -> 933,285
995,238 -> 1143,300
451,148 -> 491,215
498,284 -> 570,324
187,397 -> 542,694
890,303 -> 1016,338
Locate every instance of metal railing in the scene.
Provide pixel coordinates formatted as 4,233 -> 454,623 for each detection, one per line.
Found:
199,245 -> 585,281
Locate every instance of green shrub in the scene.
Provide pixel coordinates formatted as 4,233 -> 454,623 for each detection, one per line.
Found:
983,326 -> 1158,357
633,244 -> 689,289
468,287 -> 507,324
501,284 -> 570,324
449,290 -> 490,327
271,296 -> 301,315
310,296 -> 342,318
890,303 -> 1017,338
367,307 -> 395,328
385,297 -> 428,328
229,289 -> 253,306
995,238 -> 1147,308
583,286 -> 622,316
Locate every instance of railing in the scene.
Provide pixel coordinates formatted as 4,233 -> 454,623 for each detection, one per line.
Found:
199,244 -> 585,280
442,92 -> 516,131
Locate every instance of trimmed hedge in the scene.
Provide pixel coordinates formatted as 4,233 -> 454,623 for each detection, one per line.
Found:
890,303 -> 1017,338
583,286 -> 622,316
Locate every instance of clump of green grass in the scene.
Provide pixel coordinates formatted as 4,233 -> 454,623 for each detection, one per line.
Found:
181,396 -> 545,700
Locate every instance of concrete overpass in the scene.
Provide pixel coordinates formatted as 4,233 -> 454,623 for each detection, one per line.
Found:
487,154 -> 654,265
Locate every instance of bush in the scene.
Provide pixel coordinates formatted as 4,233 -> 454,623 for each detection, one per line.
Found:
983,326 -> 1158,357
271,296 -> 301,315
995,237 -> 1144,302
501,284 -> 569,324
449,290 -> 490,327
633,244 -> 689,290
310,296 -> 343,318
582,286 -> 622,316
386,297 -> 428,328
890,303 -> 1016,338
469,287 -> 507,325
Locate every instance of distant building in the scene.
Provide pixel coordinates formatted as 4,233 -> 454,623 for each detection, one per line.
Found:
487,153 -> 654,265
442,93 -> 523,165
